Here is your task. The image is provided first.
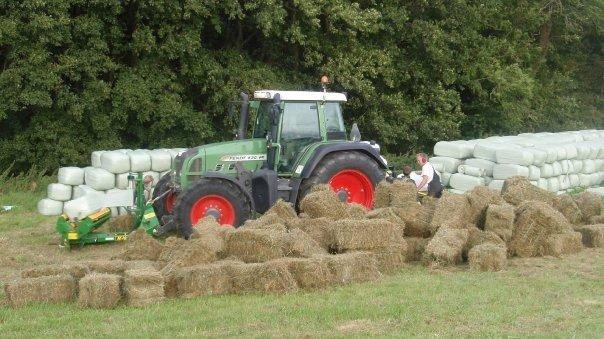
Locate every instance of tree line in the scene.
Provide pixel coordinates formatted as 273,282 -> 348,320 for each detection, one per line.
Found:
1,0 -> 602,172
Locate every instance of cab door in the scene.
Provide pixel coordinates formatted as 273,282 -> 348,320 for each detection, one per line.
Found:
277,101 -> 322,173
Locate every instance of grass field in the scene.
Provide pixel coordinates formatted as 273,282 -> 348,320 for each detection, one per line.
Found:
0,186 -> 603,336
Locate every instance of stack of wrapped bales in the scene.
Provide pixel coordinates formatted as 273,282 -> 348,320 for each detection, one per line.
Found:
431,130 -> 604,195
37,148 -> 186,216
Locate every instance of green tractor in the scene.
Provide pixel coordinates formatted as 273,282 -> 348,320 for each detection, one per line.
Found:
153,89 -> 388,237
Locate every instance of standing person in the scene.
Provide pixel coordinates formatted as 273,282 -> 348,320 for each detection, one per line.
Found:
415,153 -> 443,198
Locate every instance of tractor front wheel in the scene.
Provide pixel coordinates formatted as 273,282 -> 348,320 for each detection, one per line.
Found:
299,151 -> 384,209
152,173 -> 177,222
174,178 -> 251,238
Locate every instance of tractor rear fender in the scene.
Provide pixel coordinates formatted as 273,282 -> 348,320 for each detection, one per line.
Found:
298,143 -> 387,179
201,171 -> 256,212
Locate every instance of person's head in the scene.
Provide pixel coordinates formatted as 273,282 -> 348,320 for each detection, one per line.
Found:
416,152 -> 428,166
402,165 -> 413,176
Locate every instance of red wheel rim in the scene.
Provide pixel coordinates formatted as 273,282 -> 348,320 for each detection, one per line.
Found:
329,169 -> 374,208
190,195 -> 236,226
164,192 -> 176,214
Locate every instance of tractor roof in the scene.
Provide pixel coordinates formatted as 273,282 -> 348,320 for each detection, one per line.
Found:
253,90 -> 347,102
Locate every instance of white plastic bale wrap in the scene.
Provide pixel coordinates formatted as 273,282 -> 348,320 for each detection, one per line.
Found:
535,146 -> 558,163
587,187 -> 604,196
85,168 -> 116,190
429,157 -> 462,173
575,143 -> 591,160
433,141 -> 474,159
63,192 -> 106,220
57,167 -> 85,186
463,158 -> 495,176
37,199 -> 64,216
128,150 -> 151,172
560,160 -> 570,175
583,159 -> 596,174
562,144 -> 578,159
492,164 -> 529,180
538,178 -> 548,190
91,151 -> 104,168
73,185 -> 102,199
539,164 -> 553,178
117,149 -> 132,154
47,183 -> 72,201
559,175 -> 570,190
440,172 -> 452,186
100,151 -> 131,174
552,162 -> 563,176
449,173 -> 486,191
547,177 -> 560,192
488,179 -> 505,190
578,174 -> 591,187
527,148 -> 547,166
528,165 -> 540,181
473,143 -> 508,162
554,146 -> 567,161
495,148 -> 534,166
431,162 -> 445,173
149,150 -> 172,172
569,174 -> 580,188
448,188 -> 466,195
115,173 -> 130,189
589,143 -> 600,159
457,165 -> 487,177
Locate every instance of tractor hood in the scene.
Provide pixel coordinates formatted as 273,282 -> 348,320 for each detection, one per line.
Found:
173,138 -> 268,187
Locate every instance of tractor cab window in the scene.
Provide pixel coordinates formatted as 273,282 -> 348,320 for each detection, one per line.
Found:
324,102 -> 346,140
279,102 -> 321,172
252,101 -> 273,138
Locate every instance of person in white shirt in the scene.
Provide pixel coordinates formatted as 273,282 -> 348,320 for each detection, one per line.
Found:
416,153 -> 443,198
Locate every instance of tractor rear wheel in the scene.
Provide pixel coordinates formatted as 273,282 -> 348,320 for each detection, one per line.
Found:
152,173 -> 177,222
174,178 -> 251,238
299,151 -> 384,209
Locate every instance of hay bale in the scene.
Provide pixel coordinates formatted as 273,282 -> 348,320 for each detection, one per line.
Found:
264,199 -> 298,221
157,236 -> 187,264
331,219 -> 403,252
286,217 -> 335,250
346,203 -> 368,219
468,243 -> 507,271
276,257 -> 334,289
162,238 -> 223,269
575,224 -> 603,248
308,183 -> 331,193
227,261 -> 298,294
465,186 -> 505,227
125,260 -> 157,270
543,232 -> 583,257
429,192 -> 471,234
466,227 -> 505,250
367,207 -> 406,231
501,176 -> 555,206
299,188 -> 348,219
423,228 -> 469,266
104,214 -> 134,232
225,229 -> 286,263
374,181 -> 392,208
395,207 -> 431,238
588,215 -> 604,224
323,252 -> 380,284
572,192 -> 602,222
77,273 -> 122,309
484,204 -> 515,243
191,216 -> 231,250
553,194 -> 583,224
389,180 -> 418,207
419,195 -> 438,224
282,228 -> 327,257
374,243 -> 407,274
85,260 -> 126,274
243,213 -> 288,231
404,237 -> 430,262
21,263 -> 89,280
124,268 -> 165,307
5,275 -> 76,307
176,261 -> 235,298
510,201 -> 575,257
122,228 -> 163,261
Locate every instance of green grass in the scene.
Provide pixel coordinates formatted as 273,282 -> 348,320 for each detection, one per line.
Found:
0,179 -> 602,336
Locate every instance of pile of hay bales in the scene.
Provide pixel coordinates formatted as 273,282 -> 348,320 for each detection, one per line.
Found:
10,176 -> 603,309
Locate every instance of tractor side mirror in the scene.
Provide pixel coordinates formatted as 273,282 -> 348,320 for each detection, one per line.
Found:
350,123 -> 361,142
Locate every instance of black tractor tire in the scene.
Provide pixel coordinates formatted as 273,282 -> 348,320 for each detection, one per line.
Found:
152,173 -> 177,222
173,178 -> 251,238
298,151 -> 385,208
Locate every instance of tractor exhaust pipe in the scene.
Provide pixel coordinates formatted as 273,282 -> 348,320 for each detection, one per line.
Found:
237,92 -> 249,140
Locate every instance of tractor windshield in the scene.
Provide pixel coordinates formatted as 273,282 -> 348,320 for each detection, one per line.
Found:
253,101 -> 272,138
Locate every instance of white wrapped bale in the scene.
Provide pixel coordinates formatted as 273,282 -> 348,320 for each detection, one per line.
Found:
464,158 -> 495,176
117,149 -> 132,154
91,151 -> 104,168
538,178 -> 548,190
569,174 -> 580,188
535,146 -> 558,163
431,163 -> 445,173
578,174 -> 591,187
149,150 -> 172,172
115,173 -> 129,189
168,148 -> 185,160
575,143 -> 591,160
563,144 -> 578,159
474,143 -> 507,162
47,183 -> 72,201
547,177 -> 560,192
552,162 -> 562,176
586,187 -> 604,196
37,199 -> 64,216
528,165 -> 540,181
449,188 -> 466,195
527,148 -> 547,166
73,185 -> 103,199
85,168 -> 115,190
129,151 -> 151,172
429,157 -> 462,173
539,164 -> 553,178
440,172 -> 451,186
589,143 -> 600,159
559,175 -> 570,190
560,160 -> 570,175
433,141 -> 474,159
449,173 -> 486,191
63,193 -> 106,220
589,173 -> 601,186
101,151 -> 130,174
495,148 -> 534,166
583,159 -> 596,174
110,207 -> 119,217
58,167 -> 85,186
488,180 -> 505,190
492,164 -> 529,180
457,165 -> 487,177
